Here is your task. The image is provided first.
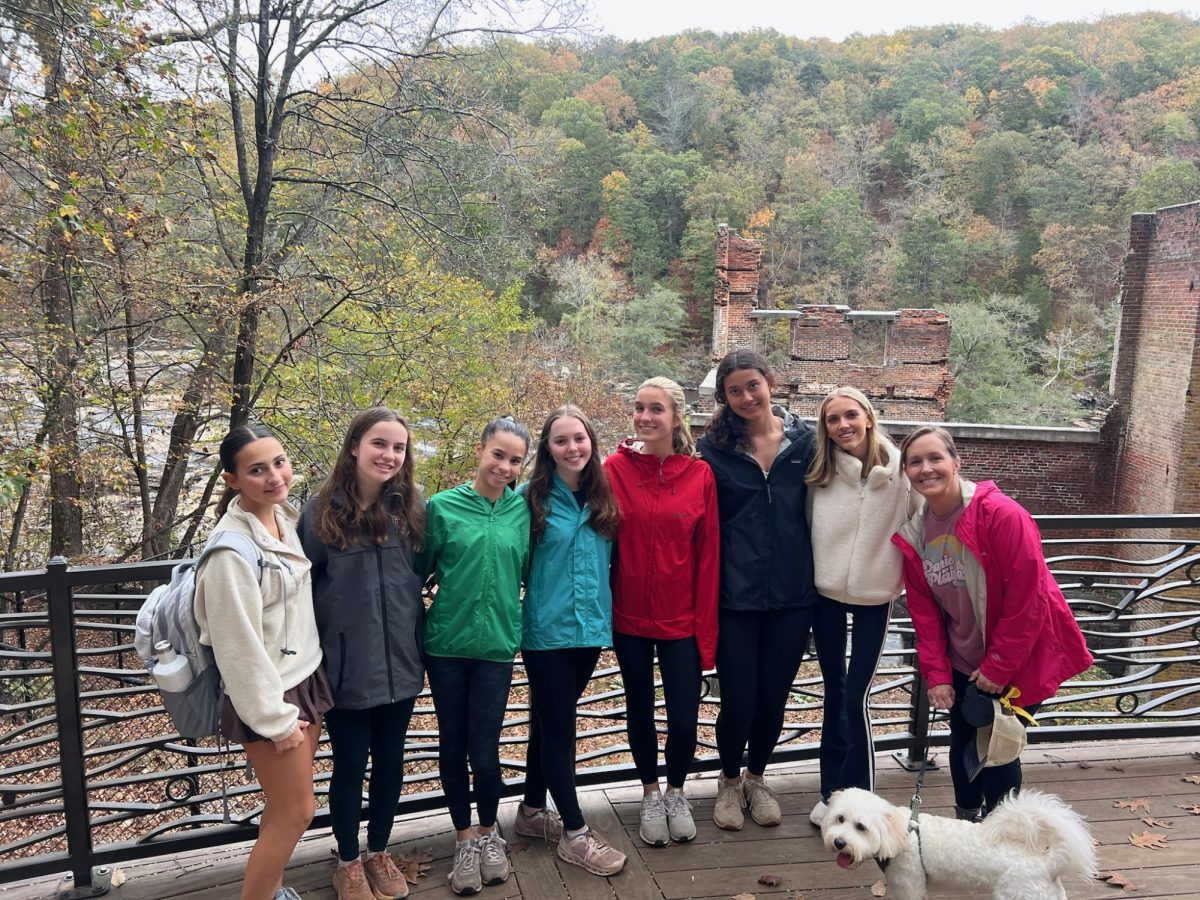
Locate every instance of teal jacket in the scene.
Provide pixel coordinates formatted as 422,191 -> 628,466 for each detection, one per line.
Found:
420,483 -> 530,662
520,474 -> 614,651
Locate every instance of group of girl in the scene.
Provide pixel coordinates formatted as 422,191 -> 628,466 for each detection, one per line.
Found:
195,349 -> 1091,900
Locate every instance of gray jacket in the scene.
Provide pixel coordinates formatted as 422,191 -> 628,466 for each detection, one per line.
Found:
299,496 -> 425,709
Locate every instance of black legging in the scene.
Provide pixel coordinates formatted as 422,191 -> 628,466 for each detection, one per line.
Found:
325,698 -> 416,861
612,632 -> 701,788
522,646 -> 602,831
425,655 -> 515,831
948,667 -> 1040,813
715,607 -> 814,778
813,598 -> 892,799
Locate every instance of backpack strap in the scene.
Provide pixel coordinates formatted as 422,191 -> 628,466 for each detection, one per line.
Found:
199,531 -> 276,585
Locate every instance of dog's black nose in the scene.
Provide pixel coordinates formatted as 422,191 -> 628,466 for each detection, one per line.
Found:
834,838 -> 846,850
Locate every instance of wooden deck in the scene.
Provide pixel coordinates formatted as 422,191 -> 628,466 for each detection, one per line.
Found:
7,736 -> 1200,899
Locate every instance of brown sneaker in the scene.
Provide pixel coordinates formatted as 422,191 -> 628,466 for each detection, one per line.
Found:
363,851 -> 410,899
513,803 -> 564,842
556,828 -> 627,876
332,859 -> 375,900
742,776 -> 782,826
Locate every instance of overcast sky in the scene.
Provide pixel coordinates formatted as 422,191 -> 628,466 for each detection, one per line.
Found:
582,0 -> 1192,41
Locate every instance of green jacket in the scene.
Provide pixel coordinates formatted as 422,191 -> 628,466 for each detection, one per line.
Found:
419,483 -> 530,662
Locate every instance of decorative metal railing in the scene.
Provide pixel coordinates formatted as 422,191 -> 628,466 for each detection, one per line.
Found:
1,515 -> 1198,894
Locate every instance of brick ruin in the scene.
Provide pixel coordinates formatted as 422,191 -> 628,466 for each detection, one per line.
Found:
701,206 -> 1200,517
709,224 -> 953,419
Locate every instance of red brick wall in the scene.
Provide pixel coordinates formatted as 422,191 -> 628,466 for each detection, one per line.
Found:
1108,203 -> 1200,515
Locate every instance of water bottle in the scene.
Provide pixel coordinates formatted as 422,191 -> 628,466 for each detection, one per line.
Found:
152,640 -> 193,693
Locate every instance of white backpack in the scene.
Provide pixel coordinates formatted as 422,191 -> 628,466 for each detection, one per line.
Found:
134,532 -> 268,738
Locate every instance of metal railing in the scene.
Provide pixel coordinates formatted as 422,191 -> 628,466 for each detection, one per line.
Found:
1,515 -> 1198,894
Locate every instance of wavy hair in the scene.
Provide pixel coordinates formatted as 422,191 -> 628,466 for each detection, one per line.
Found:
638,376 -> 696,457
806,386 -> 893,487
311,407 -> 425,551
524,405 -> 621,544
703,349 -> 773,452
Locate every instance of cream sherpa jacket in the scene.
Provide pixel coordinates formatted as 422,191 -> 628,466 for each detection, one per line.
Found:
194,496 -> 321,741
809,438 -> 909,606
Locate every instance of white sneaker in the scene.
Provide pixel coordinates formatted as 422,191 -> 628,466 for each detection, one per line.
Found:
638,790 -> 669,847
663,787 -> 696,843
809,798 -> 828,827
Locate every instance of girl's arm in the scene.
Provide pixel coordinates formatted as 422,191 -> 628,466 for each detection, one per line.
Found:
414,500 -> 442,585
693,469 -> 721,670
196,551 -> 298,742
297,504 -> 327,581
976,499 -> 1046,689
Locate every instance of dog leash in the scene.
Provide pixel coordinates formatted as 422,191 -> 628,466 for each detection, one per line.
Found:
878,704 -> 939,877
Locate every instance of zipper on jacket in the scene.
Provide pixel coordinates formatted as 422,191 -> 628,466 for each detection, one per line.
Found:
377,545 -> 396,702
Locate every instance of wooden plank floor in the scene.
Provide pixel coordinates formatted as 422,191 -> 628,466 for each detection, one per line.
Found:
6,736 -> 1199,899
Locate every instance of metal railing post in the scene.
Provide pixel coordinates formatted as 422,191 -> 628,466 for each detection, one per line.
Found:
46,556 -> 108,896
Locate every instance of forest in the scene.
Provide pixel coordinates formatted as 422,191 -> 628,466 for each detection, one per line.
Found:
1,0 -> 1199,564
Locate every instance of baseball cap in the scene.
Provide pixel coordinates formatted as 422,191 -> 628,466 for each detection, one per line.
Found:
963,699 -> 1027,781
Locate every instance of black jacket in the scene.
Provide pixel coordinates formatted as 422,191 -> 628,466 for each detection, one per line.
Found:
697,411 -> 819,612
299,495 -> 425,709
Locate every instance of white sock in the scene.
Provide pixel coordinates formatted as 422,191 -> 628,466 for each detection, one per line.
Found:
566,825 -> 589,839
337,856 -> 359,869
364,850 -> 383,860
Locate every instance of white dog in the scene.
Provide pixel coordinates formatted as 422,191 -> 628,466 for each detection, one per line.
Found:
820,788 -> 1097,900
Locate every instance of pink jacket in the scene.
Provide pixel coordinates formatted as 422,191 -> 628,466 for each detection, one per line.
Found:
892,480 -> 1093,706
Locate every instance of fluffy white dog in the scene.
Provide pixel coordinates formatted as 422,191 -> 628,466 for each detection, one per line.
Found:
820,788 -> 1097,900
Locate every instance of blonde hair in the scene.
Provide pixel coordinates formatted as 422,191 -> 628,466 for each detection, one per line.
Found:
805,386 -> 891,487
638,376 -> 696,457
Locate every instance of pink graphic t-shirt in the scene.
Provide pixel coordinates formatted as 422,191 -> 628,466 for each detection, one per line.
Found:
922,504 -> 984,675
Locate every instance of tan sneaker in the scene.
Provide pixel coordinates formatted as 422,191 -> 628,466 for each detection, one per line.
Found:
557,828 -> 627,876
743,776 -> 782,826
713,773 -> 745,831
363,851 -> 410,899
332,859 -> 376,900
476,830 -> 510,885
448,839 -> 481,895
513,803 -> 564,842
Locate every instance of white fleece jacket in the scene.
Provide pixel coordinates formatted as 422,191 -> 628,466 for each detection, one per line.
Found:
809,438 -> 909,606
194,496 -> 321,742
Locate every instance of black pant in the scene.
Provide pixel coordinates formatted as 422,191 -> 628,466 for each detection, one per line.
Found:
715,607 -> 814,778
612,631 -> 701,788
948,668 -> 1040,813
813,598 -> 892,799
522,646 -> 602,831
325,698 -> 417,861
426,655 -> 514,831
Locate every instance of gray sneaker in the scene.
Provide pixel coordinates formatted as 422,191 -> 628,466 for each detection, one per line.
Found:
275,890 -> 302,900
513,803 -> 564,842
476,830 -> 510,885
638,790 -> 669,847
743,776 -> 782,826
557,828 -> 627,876
448,839 -> 481,896
713,773 -> 745,830
663,787 -> 696,843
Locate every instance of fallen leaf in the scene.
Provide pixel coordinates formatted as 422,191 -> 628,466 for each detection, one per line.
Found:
398,846 -> 434,882
1096,870 -> 1138,891
731,894 -> 757,900
110,869 -> 126,887
1177,803 -> 1200,815
1078,760 -> 1093,769
758,874 -> 783,886
1141,816 -> 1173,828
870,881 -> 887,896
1129,831 -> 1170,850
1182,774 -> 1200,785
1109,764 -> 1126,773
1190,751 -> 1200,761
790,893 -> 807,900
1044,753 -> 1068,766
1114,798 -> 1152,814
508,838 -> 530,854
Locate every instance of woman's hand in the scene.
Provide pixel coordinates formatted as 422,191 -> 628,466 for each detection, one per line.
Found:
927,684 -> 954,709
274,719 -> 310,754
970,669 -> 1004,695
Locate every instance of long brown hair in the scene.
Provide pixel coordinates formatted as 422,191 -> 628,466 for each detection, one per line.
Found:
806,386 -> 893,487
311,407 -> 425,550
525,405 -> 620,544
704,349 -> 773,452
